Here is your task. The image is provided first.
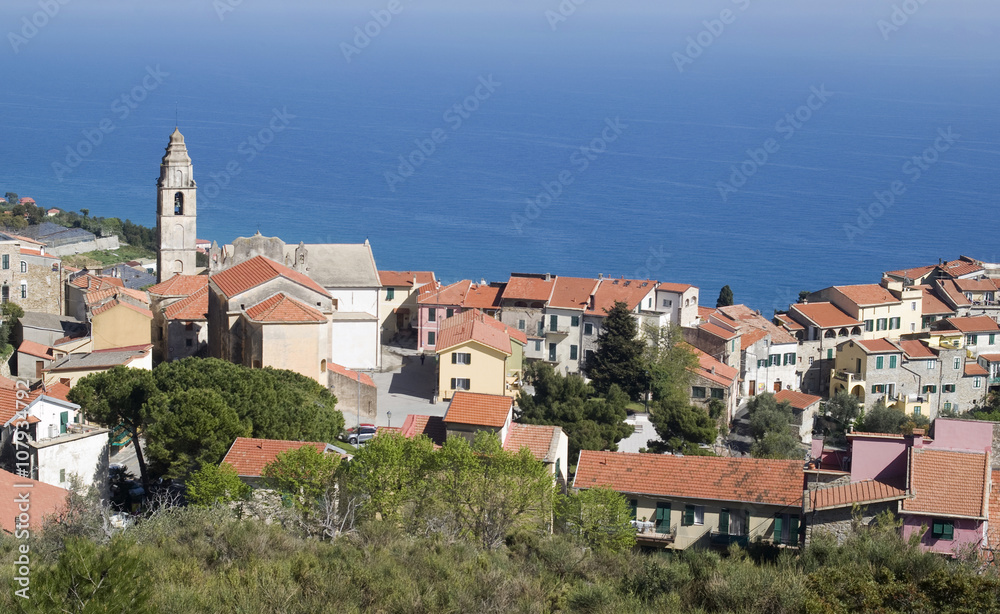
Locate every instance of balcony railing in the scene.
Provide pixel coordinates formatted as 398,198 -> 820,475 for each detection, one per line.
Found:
709,531 -> 749,548
631,520 -> 677,544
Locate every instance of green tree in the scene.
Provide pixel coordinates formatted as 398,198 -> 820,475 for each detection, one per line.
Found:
4,192 -> 18,204
647,396 -> 717,454
855,400 -> 907,434
263,445 -> 341,525
1,214 -> 27,231
797,290 -> 811,303
68,367 -> 159,489
586,301 -> 645,399
80,208 -> 89,217
185,462 -> 250,507
746,393 -> 802,459
517,361 -> 633,461
346,430 -> 435,524
820,390 -> 861,445
643,323 -> 698,406
433,431 -> 554,550
557,487 -> 636,553
716,285 -> 734,308
144,388 -> 250,478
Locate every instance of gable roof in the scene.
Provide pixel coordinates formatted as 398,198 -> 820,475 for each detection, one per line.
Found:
378,270 -> 436,288
936,258 -> 983,279
573,450 -> 804,507
398,414 -> 447,446
287,243 -> 380,288
463,284 -> 503,310
965,363 -> 989,377
897,339 -> 936,360
789,302 -> 862,329
936,279 -> 972,307
70,273 -> 124,291
834,284 -> 900,307
85,286 -> 150,307
773,389 -> 822,411
222,437 -> 334,478
0,470 -> 69,534
944,315 -> 1000,334
147,274 -> 208,297
690,346 -> 739,387
588,278 -> 656,314
444,391 -> 513,428
715,305 -> 798,346
953,278 -> 996,293
501,275 -> 554,302
245,292 -> 326,323
45,345 -> 152,373
809,479 -> 907,512
915,285 -> 954,316
503,423 -> 563,464
856,339 -> 899,354
884,264 -> 937,282
697,321 -> 739,341
435,309 -> 526,354
657,282 -> 694,293
326,361 -> 375,387
163,286 -> 209,321
549,276 -> 600,310
91,299 -> 153,319
901,448 -> 988,519
18,339 -> 54,360
211,255 -> 330,298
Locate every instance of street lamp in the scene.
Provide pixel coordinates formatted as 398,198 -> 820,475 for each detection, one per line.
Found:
387,410 -> 392,428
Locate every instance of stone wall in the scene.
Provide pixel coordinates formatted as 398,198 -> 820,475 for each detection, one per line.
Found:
46,235 -> 120,257
804,501 -> 897,546
329,369 -> 377,423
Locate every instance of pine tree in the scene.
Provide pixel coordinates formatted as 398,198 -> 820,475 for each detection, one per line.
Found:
585,301 -> 645,399
716,285 -> 734,308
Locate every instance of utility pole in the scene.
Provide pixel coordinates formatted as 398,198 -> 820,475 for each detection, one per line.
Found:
356,370 -> 361,430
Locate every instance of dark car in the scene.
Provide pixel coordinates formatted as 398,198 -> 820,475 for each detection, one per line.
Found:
342,424 -> 377,445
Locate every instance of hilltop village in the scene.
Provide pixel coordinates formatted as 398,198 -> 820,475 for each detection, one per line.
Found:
3,128 -> 1000,565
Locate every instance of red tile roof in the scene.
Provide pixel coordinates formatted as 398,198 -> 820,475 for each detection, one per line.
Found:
378,270 -> 436,288
810,479 -> 907,511
789,302 -> 862,329
965,363 -> 989,377
589,278 -> 656,314
697,321 -> 739,341
716,305 -> 798,346
503,423 -> 560,463
245,293 -> 326,323
463,284 -> 503,310
936,258 -> 983,279
0,469 -> 69,534
657,282 -> 694,293
435,309 -> 526,354
856,339 -> 899,354
573,450 -> 804,507
990,470 -> 1000,549
70,274 -> 123,291
417,280 -> 499,309
0,380 -> 66,426
690,346 -> 739,387
945,315 -> 1000,334
18,339 -> 53,360
222,437 -> 333,477
147,274 -> 208,297
774,313 -> 805,331
501,275 -> 554,302
211,256 -> 330,298
20,246 -> 57,259
937,279 -> 972,307
953,278 -> 996,293
444,391 -> 513,428
85,286 -> 149,307
398,414 -> 447,446
885,264 -> 936,281
902,448 -> 988,519
916,285 -> 954,316
834,284 -> 900,307
697,306 -> 716,320
326,362 -> 375,387
163,286 -> 209,321
897,339 -> 936,360
91,299 -> 153,319
549,276 -> 600,310
773,389 -> 822,410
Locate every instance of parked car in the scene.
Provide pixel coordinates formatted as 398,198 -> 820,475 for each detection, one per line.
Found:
341,424 -> 377,445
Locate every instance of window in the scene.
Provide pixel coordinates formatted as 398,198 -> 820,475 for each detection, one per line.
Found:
922,385 -> 937,394
19,261 -> 25,273
428,308 -> 436,322
663,299 -> 672,307
876,356 -> 884,370
550,314 -> 558,332
450,378 -> 470,391
647,298 -> 652,309
827,349 -> 833,360
537,321 -> 544,336
944,402 -> 952,412
452,352 -> 471,365
584,322 -> 593,335
991,334 -> 996,345
876,318 -> 887,331
757,359 -> 766,369
975,377 -> 982,388
1,255 -> 7,269
910,322 -> 916,332
585,349 -> 595,364
966,334 -> 978,345
773,514 -> 800,546
59,469 -> 66,482
911,301 -> 917,311
931,520 -> 954,541
889,317 -> 900,330
518,319 -> 525,330
943,384 -> 955,393
864,320 -> 873,332
808,357 -> 814,366
769,354 -> 780,367
783,352 -> 795,365
174,192 -> 184,214
20,283 -> 26,299
692,386 -> 706,398
889,355 -> 897,369
386,287 -> 394,300
655,502 -> 671,533
954,357 -> 961,370
571,315 -> 580,327
427,331 -> 435,346
682,505 -> 704,526
446,308 -> 454,318
570,345 -> 578,360
928,360 -> 935,370
710,388 -> 724,399
629,499 -> 637,520
548,343 -> 556,362
534,340 -> 541,352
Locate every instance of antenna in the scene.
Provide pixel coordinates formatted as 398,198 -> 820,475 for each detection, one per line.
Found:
175,102 -> 179,128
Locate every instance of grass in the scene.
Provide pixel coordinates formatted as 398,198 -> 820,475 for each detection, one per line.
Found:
627,401 -> 647,414
62,244 -> 155,269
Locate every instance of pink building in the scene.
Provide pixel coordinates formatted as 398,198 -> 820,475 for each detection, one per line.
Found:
416,280 -> 502,352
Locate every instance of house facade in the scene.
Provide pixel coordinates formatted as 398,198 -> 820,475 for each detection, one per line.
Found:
378,270 -> 436,342
434,310 -> 525,402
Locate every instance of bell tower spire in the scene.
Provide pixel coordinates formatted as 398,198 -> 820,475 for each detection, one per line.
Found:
156,127 -> 197,283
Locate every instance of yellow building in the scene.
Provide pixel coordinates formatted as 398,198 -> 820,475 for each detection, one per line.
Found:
822,284 -> 918,340
434,309 -> 526,402
378,270 -> 436,342
90,299 -> 153,351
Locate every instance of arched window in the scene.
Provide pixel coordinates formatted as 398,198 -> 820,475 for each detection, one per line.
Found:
174,259 -> 184,274
174,192 -> 184,215
320,359 -> 327,373
19,261 -> 26,273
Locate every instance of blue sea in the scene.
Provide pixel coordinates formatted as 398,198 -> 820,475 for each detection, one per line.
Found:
2,0 -> 998,313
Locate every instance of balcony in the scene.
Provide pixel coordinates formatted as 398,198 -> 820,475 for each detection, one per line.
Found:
546,326 -> 571,336
710,531 -> 749,548
632,520 -> 676,546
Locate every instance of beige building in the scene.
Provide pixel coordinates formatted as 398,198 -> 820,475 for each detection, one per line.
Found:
91,299 -> 153,351
43,345 -> 153,387
434,309 -> 526,402
0,233 -> 63,315
378,270 -> 436,342
147,275 -> 209,363
810,284 -> 915,340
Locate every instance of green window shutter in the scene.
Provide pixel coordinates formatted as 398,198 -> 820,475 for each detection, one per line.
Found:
876,356 -> 884,370
386,288 -> 394,300
550,315 -> 558,331
629,499 -> 637,520
683,505 -> 695,526
571,315 -> 579,327
932,521 -> 943,537
451,353 -> 457,364
788,516 -> 799,545
719,509 -> 730,534
60,411 -> 68,434
942,522 -> 954,541
450,378 -> 456,389
827,349 -> 833,360
871,384 -> 878,394
466,354 -> 471,365
773,515 -> 784,545
890,355 -> 897,369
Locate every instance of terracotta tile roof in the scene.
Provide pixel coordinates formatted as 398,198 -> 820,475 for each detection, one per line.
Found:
245,293 -> 326,323
501,275 -> 554,302
936,258 -> 983,279
39,381 -> 71,402
211,256 -> 330,298
989,470 -> 1000,548
147,274 -> 208,297
378,270 -> 436,288
885,264 -> 936,281
503,423 -> 560,463
70,274 -> 123,291
978,353 -> 1000,363
834,284 -> 900,307
716,306 -> 798,346
789,302 -> 863,329
953,278 -> 996,293
444,391 -> 513,428
163,286 -> 209,321
91,299 -> 153,319
463,284 -> 503,310
902,448 -> 988,519
773,389 -> 822,410
4,232 -> 44,246
398,414 -> 447,446
0,469 -> 69,534
697,306 -> 716,320
0,381 -> 64,426
856,339 -> 899,354
549,276 -> 600,310
915,285 -> 954,316
690,346 -> 739,387
697,321 -> 739,341
740,327 -> 769,349
810,479 -> 907,511
417,280 -> 498,309
573,450 -> 804,507
945,316 -> 1000,334
965,363 -> 989,377
774,313 -> 805,331
326,362 -> 375,387
85,286 -> 149,307
222,437 -> 333,478
20,246 -> 58,259
657,282 -> 694,293
897,339 -> 936,360
435,309 -> 526,354
937,279 -> 972,307
18,339 -> 53,360
589,278 -> 656,314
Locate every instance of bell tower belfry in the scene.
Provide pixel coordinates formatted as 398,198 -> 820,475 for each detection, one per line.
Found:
156,127 -> 197,283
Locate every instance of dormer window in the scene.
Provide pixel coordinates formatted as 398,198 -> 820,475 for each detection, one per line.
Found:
174,192 -> 184,215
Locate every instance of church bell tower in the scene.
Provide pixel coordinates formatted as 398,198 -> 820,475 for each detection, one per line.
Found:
156,128 -> 197,283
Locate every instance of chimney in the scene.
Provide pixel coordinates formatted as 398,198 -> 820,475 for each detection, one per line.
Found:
908,428 -> 925,448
